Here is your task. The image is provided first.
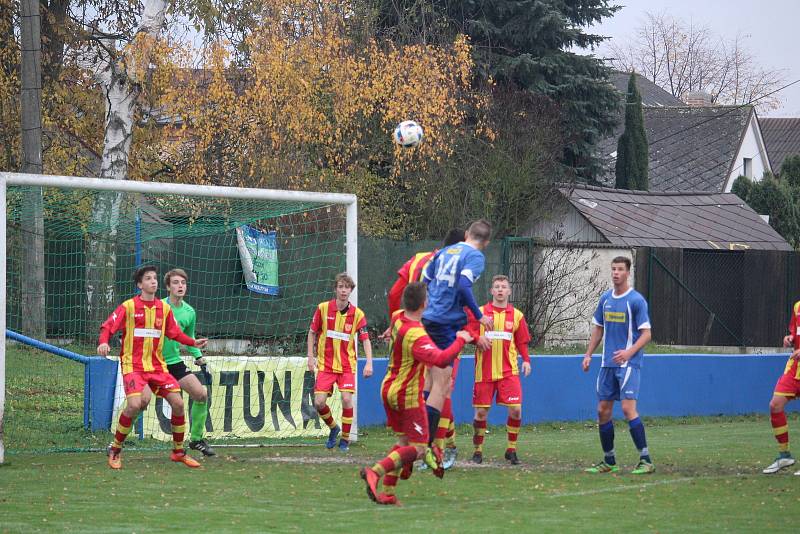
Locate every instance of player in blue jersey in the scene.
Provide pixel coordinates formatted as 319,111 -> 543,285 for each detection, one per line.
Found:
582,256 -> 654,474
420,219 -> 494,473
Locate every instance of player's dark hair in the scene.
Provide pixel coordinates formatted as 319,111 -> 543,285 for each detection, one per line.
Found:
443,228 -> 464,247
611,256 -> 631,270
133,265 -> 158,284
164,268 -> 188,286
467,219 -> 492,243
402,282 -> 427,312
334,272 -> 356,289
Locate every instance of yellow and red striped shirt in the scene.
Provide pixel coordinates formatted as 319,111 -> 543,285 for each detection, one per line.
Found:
381,311 -> 466,411
99,296 -> 195,375
469,303 -> 531,383
785,301 -> 800,379
310,300 -> 369,374
388,250 -> 437,315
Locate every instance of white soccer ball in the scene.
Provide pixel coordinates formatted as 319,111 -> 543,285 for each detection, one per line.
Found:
393,120 -> 424,148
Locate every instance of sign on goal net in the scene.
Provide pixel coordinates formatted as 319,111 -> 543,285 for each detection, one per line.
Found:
0,173 -> 359,460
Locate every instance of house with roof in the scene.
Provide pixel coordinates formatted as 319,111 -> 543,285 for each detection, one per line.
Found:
518,184 -> 791,346
760,118 -> 800,175
597,73 -> 772,193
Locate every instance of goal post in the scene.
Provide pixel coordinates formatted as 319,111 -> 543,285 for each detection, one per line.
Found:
0,172 -> 359,462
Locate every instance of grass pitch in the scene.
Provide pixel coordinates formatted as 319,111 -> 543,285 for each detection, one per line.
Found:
2,416 -> 800,533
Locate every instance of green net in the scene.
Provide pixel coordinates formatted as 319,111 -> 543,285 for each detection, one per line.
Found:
5,183 -> 351,453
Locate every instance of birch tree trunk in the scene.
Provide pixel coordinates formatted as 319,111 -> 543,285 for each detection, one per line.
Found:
83,0 -> 167,337
19,0 -> 46,339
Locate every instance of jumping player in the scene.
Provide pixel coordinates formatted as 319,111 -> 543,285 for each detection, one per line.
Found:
360,282 -> 473,505
162,268 -> 215,457
98,265 -> 208,469
762,300 -> 800,474
582,256 -> 654,474
307,273 -> 373,451
468,275 -> 531,465
420,220 -> 493,470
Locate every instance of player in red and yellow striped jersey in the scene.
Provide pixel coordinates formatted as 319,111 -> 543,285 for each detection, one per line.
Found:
466,275 -> 531,466
97,265 -> 208,470
307,273 -> 373,451
386,228 -> 465,317
360,282 -> 473,505
764,300 -> 800,474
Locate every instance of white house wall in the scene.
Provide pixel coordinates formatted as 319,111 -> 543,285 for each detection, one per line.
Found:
522,246 -> 636,347
724,115 -> 771,191
524,201 -> 607,243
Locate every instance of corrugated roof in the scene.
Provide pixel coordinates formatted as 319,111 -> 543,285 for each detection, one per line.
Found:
760,117 -> 800,173
596,106 -> 753,192
558,184 -> 792,251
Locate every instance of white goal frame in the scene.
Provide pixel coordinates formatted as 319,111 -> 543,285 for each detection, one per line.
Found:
0,172 -> 359,463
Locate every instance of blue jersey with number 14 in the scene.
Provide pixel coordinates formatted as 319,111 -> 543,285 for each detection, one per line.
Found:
421,242 -> 485,325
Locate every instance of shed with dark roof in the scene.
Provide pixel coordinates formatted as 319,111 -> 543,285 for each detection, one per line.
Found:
527,183 -> 791,251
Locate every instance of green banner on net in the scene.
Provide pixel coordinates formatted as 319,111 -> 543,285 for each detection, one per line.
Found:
236,225 -> 279,295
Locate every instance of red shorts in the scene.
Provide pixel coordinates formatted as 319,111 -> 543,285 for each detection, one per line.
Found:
774,373 -> 800,398
473,375 -> 522,407
385,404 -> 429,445
314,371 -> 356,395
123,371 -> 181,398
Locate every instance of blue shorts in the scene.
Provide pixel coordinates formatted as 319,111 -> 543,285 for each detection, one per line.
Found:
421,319 -> 465,368
596,366 -> 641,401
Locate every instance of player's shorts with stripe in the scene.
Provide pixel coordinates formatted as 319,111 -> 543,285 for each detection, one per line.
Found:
473,375 -> 522,407
122,371 -> 181,398
167,361 -> 193,381
384,404 -> 429,445
314,371 -> 355,395
596,366 -> 641,401
422,318 -> 466,368
774,373 -> 800,398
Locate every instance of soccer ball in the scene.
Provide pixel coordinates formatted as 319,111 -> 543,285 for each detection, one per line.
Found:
393,120 -> 424,148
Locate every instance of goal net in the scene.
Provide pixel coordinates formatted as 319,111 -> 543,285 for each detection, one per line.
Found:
0,173 -> 358,459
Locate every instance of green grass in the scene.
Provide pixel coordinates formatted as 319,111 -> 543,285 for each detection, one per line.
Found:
2,416 -> 800,532
4,346 -> 800,531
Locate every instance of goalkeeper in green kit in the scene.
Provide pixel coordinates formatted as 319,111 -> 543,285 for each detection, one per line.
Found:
162,268 -> 215,456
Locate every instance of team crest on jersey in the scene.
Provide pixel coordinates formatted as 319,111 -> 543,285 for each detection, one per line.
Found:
345,324 -> 352,332
155,318 -> 162,328
505,321 -> 513,330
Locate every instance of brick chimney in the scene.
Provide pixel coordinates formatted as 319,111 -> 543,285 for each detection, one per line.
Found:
684,91 -> 713,107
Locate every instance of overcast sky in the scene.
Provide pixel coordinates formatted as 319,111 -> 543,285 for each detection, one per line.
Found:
588,0 -> 800,117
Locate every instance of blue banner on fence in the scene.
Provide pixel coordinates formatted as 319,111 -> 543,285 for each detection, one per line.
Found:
235,225 -> 279,295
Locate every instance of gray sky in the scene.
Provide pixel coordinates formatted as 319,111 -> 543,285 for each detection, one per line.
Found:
588,0 -> 800,117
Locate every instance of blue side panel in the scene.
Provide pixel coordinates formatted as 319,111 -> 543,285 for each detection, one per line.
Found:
357,354 -> 799,426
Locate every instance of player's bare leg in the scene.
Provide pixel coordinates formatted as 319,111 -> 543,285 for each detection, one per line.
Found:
180,373 -> 215,456
764,394 -> 795,473
164,391 -> 200,468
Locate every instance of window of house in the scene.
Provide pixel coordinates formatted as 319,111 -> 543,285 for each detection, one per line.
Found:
743,157 -> 753,178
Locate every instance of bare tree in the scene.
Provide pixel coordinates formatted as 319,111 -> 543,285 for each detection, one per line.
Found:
609,12 -> 785,111
76,0 -> 168,336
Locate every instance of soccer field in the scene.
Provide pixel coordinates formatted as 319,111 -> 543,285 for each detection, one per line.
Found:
1,416 -> 799,533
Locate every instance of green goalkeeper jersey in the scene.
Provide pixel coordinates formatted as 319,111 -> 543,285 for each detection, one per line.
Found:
161,297 -> 202,365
